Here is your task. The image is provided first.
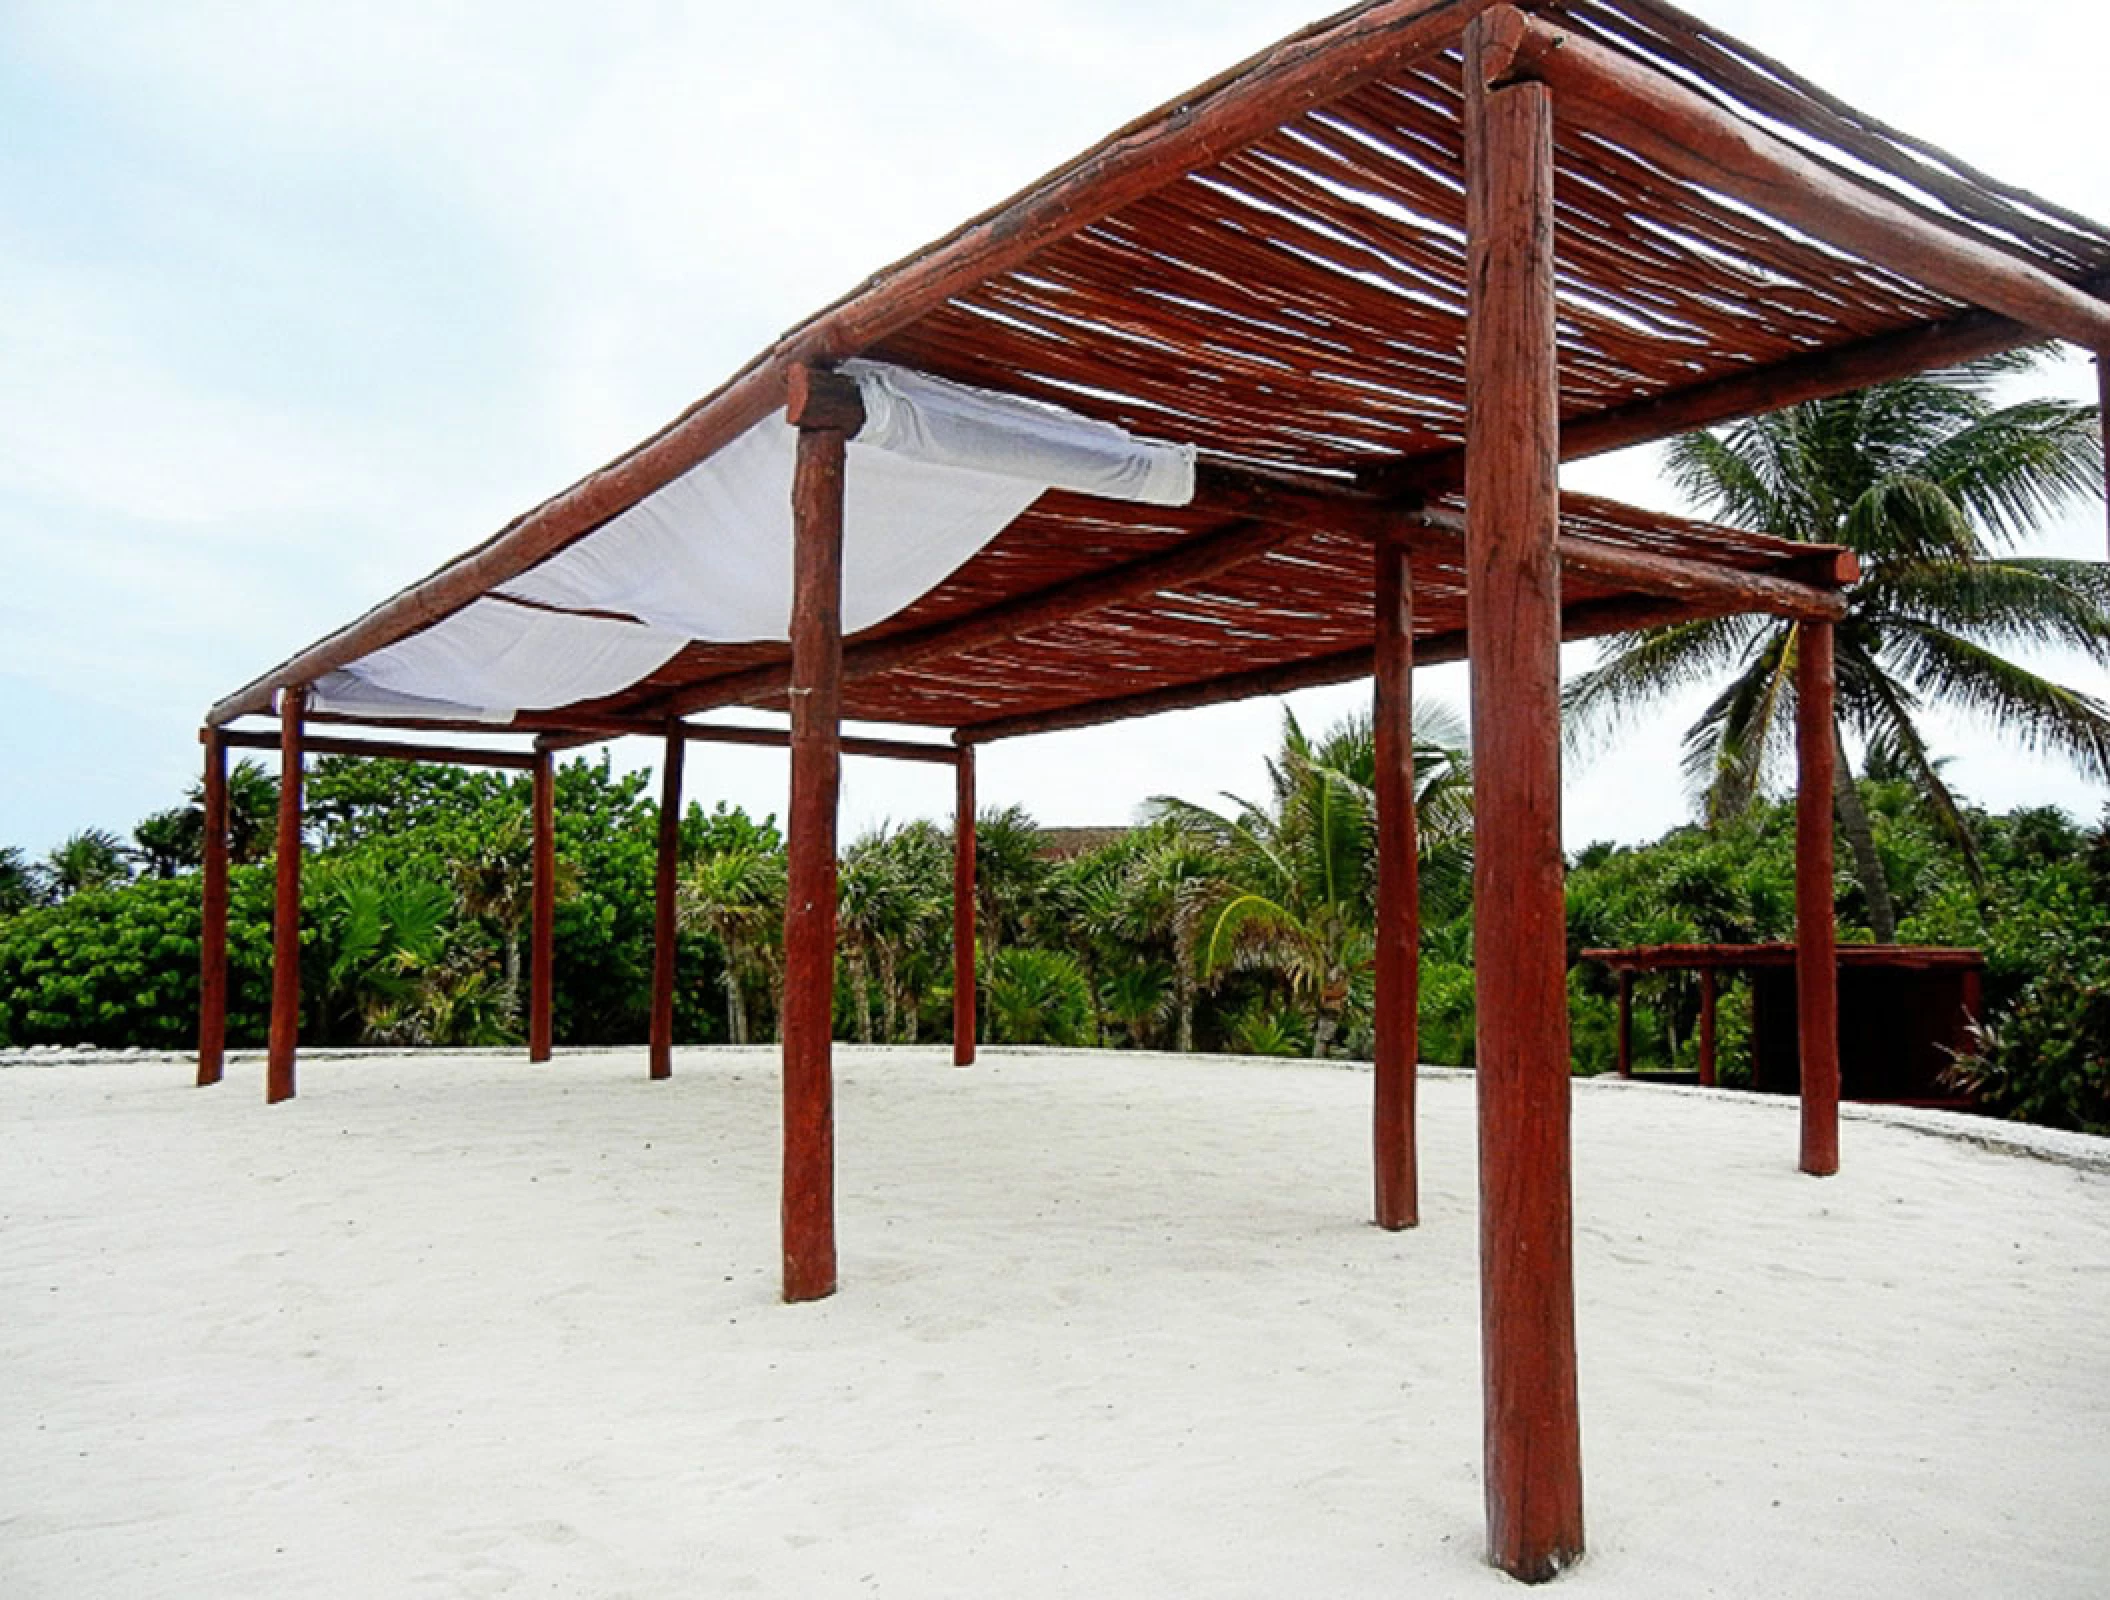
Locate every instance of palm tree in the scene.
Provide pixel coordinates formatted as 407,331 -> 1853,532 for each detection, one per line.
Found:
0,846 -> 44,914
677,846 -> 785,1045
131,806 -> 202,878
44,829 -> 130,900
1567,352 -> 2109,940
187,759 -> 279,864
451,810 -> 577,1018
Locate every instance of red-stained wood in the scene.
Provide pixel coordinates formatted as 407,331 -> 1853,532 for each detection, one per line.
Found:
1796,620 -> 1841,1176
266,687 -> 307,1105
1372,534 -> 1418,1231
1463,24 -> 1584,1579
1498,9 -> 2110,351
1615,971 -> 1633,1079
530,750 -> 556,1064
532,718 -> 959,763
2098,354 -> 2109,560
957,590 -> 1706,746
782,413 -> 848,1304
649,727 -> 684,1081
196,728 -> 229,1087
1698,969 -> 1719,1088
657,480 -> 1844,726
784,366 -> 867,433
953,747 -> 978,1068
217,728 -> 540,770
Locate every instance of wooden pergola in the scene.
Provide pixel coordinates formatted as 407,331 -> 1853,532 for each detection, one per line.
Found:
194,0 -> 2110,1581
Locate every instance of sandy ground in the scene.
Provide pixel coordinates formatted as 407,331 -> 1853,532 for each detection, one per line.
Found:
2,1046 -> 2105,1598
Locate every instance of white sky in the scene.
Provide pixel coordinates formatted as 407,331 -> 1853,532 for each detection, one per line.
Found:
2,0 -> 2106,858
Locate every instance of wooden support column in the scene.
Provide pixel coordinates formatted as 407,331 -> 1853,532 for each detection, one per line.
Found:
1697,970 -> 1719,1088
196,728 -> 230,1087
266,686 -> 307,1105
649,726 -> 684,1081
1796,621 -> 1841,1176
1463,16 -> 1585,1581
1614,972 -> 1633,1079
2097,355 -> 2109,560
781,367 -> 857,1304
530,750 -> 556,1064
953,745 -> 978,1068
1372,532 -> 1419,1230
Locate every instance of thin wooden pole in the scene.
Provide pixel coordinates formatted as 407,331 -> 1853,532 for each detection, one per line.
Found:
1463,15 -> 1584,1580
1373,533 -> 1418,1230
1796,620 -> 1841,1176
196,728 -> 229,1087
2097,354 -> 2109,561
266,686 -> 306,1105
1697,969 -> 1719,1088
530,750 -> 556,1064
953,746 -> 978,1068
1615,971 -> 1633,1079
649,727 -> 684,1081
781,398 -> 850,1304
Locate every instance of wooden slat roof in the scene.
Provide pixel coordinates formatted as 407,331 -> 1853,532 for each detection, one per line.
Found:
209,0 -> 2110,740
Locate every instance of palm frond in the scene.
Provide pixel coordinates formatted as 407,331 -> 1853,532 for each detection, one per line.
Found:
1884,622 -> 2110,782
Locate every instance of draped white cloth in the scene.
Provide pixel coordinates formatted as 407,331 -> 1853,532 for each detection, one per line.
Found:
308,363 -> 1194,722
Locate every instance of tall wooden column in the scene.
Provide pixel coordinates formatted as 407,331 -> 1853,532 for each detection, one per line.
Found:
649,726 -> 684,1080
196,727 -> 230,1087
530,749 -> 556,1064
953,745 -> 978,1067
266,686 -> 307,1105
1372,532 -> 1419,1229
1796,620 -> 1841,1175
781,366 -> 859,1304
1463,14 -> 1585,1582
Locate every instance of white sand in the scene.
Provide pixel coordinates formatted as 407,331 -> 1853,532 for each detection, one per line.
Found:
3,1047 -> 2105,1598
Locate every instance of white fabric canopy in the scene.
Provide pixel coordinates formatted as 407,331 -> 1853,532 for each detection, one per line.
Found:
309,363 -> 1194,722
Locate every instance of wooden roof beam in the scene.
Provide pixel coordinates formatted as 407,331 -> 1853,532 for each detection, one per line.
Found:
530,719 -> 960,765
1490,6 -> 2110,351
954,592 -> 1707,746
213,727 -> 542,771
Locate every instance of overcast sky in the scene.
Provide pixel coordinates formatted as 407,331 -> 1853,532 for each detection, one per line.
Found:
4,0 -> 2106,860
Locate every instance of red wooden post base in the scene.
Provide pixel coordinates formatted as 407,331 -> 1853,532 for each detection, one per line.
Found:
649,728 -> 684,1081
197,728 -> 230,1087
530,750 -> 556,1064
1796,621 -> 1841,1175
266,687 -> 306,1105
953,746 -> 978,1068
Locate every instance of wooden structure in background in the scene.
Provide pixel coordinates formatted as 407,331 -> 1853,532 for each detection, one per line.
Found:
1586,943 -> 1987,1107
192,0 -> 2110,1581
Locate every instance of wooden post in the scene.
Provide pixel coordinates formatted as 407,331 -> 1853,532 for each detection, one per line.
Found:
1463,15 -> 1585,1581
1373,533 -> 1419,1230
196,728 -> 230,1087
530,750 -> 556,1064
266,686 -> 306,1105
781,369 -> 857,1304
1796,620 -> 1841,1176
1614,971 -> 1633,1079
649,726 -> 684,1081
1697,969 -> 1719,1088
953,745 -> 978,1068
2097,354 -> 2109,560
